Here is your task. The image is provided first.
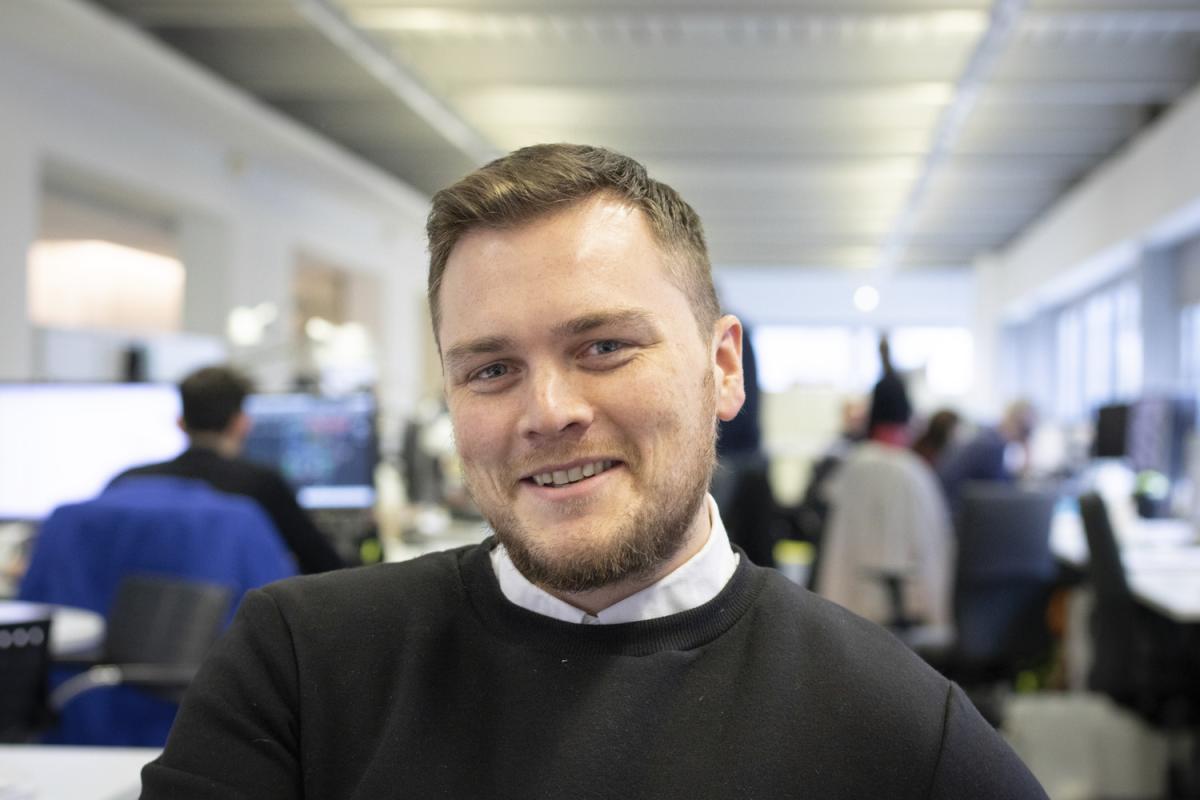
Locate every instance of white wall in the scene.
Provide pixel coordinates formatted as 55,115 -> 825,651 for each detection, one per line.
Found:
986,81 -> 1200,320
0,0 -> 433,418
714,267 -> 975,328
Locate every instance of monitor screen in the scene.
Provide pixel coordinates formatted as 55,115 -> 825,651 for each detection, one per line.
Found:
1092,403 -> 1130,459
1128,396 -> 1196,478
242,393 -> 378,509
0,383 -> 186,520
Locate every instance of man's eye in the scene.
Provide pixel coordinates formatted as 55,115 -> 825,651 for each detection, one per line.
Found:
589,340 -> 625,356
471,363 -> 508,381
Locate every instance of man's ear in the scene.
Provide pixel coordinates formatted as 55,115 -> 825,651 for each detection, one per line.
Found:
229,410 -> 253,441
712,315 -> 746,422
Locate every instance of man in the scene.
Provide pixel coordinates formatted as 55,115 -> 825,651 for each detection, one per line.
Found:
113,365 -> 345,574
938,399 -> 1037,514
141,145 -> 1046,798
867,334 -> 913,445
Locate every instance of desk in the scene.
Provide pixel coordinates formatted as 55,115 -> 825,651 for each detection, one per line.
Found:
0,601 -> 105,658
1051,509 -> 1200,623
385,517 -> 489,563
0,745 -> 157,800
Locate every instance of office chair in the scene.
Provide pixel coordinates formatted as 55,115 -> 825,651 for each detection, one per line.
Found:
949,483 -> 1059,683
1079,492 -> 1200,795
50,574 -> 231,709
0,606 -> 53,743
712,453 -> 781,568
815,442 -> 954,642
18,476 -> 297,745
1077,492 -> 1197,722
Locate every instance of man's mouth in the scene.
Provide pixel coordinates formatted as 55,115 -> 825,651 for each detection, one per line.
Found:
528,460 -> 617,488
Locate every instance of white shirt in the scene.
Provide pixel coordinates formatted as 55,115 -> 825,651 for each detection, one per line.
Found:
490,494 -> 739,624
817,441 -> 954,632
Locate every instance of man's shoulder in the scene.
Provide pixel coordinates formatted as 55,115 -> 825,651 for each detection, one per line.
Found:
260,543 -> 482,615
200,454 -> 292,497
112,458 -> 175,482
754,569 -> 949,693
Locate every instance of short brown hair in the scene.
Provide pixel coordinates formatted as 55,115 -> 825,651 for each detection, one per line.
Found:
426,143 -> 720,342
179,365 -> 253,433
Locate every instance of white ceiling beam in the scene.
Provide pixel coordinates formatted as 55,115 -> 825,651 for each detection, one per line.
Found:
346,9 -> 990,42
289,0 -> 498,165
877,0 -> 1030,273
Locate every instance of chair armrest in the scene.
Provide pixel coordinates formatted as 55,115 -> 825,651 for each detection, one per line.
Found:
50,663 -> 200,709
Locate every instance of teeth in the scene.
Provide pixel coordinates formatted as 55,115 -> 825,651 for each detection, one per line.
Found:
532,460 -> 613,488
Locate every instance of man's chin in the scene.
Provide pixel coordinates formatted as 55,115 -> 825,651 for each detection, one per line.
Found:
492,503 -> 701,595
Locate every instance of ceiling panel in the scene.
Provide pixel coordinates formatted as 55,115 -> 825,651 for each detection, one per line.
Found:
85,0 -> 1200,271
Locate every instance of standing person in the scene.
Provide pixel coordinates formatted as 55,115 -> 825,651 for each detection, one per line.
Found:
141,144 -> 1046,798
867,334 -> 913,444
112,365 -> 345,574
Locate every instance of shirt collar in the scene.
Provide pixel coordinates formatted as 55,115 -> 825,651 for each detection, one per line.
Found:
490,494 -> 739,625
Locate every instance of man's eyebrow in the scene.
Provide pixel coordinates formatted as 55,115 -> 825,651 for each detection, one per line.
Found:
442,336 -> 516,371
553,309 -> 658,337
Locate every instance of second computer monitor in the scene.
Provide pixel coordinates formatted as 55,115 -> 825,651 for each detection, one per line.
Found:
241,393 -> 378,510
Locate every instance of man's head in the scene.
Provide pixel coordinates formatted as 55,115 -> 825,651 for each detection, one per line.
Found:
428,144 -> 744,606
1000,399 -> 1036,444
427,143 -> 721,345
178,365 -> 254,452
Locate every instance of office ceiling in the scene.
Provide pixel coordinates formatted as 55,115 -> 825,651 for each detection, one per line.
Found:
85,0 -> 1200,271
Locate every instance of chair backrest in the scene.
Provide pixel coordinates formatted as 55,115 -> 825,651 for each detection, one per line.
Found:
15,477 -> 297,746
19,476 -> 297,619
1077,492 -> 1131,603
104,575 -> 232,666
956,482 -> 1058,583
0,606 -> 52,742
1077,491 -> 1141,697
949,484 -> 1059,672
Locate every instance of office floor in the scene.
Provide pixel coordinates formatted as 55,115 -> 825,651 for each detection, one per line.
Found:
1003,691 -> 1181,800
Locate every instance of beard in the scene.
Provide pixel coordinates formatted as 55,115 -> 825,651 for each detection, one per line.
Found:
468,373 -> 719,594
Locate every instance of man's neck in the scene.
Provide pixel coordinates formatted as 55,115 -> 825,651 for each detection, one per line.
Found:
543,501 -> 713,617
188,432 -> 240,459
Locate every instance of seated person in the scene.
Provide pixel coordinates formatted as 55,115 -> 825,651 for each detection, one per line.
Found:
141,144 -> 1045,799
112,366 -> 345,574
912,408 -> 961,468
816,440 -> 954,636
938,400 -> 1036,513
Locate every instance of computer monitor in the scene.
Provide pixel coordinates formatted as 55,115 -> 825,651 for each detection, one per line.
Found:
0,383 -> 186,520
241,393 -> 378,509
1092,403 -> 1130,459
1127,395 -> 1196,479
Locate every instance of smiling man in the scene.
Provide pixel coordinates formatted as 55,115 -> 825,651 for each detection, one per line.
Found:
141,144 -> 1047,799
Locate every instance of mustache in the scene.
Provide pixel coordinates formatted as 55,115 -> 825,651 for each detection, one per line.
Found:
510,444 -> 631,479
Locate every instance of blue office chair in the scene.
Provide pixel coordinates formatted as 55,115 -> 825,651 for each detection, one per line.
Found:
18,476 -> 297,745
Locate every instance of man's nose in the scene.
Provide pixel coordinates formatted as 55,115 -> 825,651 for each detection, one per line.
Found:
518,367 -> 593,439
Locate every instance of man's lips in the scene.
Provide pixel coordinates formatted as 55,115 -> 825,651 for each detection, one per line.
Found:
522,458 -> 622,488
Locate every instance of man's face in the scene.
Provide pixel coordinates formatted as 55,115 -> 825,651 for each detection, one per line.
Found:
437,195 -> 744,592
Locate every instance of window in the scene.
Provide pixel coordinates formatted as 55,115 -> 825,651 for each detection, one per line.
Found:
1055,308 -> 1083,420
1051,277 -> 1141,422
1182,304 -> 1200,412
1113,280 -> 1142,400
752,324 -> 972,399
27,240 -> 185,334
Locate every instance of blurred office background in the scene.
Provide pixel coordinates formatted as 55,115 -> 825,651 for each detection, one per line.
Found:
3,0 -> 1200,797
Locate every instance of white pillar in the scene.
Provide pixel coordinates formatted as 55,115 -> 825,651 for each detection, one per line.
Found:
179,213 -> 234,339
1138,245 -> 1180,395
968,254 -> 1003,420
0,130 -> 38,379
